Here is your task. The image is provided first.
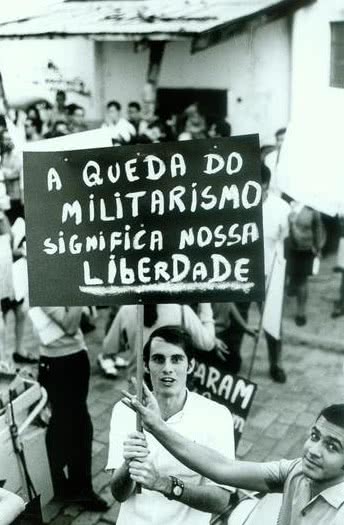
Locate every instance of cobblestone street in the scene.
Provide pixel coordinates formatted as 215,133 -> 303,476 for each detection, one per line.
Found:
3,254 -> 344,524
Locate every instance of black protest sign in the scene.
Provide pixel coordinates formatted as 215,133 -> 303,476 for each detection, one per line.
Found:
24,135 -> 264,306
188,352 -> 257,446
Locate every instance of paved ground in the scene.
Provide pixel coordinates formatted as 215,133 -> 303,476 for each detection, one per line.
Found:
1,253 -> 344,524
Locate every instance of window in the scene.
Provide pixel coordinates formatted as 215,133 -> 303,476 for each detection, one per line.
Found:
330,22 -> 344,88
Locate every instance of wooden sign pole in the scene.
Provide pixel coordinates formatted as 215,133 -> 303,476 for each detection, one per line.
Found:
135,303 -> 144,494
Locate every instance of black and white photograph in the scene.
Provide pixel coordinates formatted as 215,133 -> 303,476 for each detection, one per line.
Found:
0,1 -> 344,524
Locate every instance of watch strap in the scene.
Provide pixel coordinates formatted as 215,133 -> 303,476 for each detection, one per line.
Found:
166,476 -> 184,500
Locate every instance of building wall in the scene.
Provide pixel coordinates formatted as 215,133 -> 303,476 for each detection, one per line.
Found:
291,0 -> 344,120
0,37 -> 98,117
0,15 -> 291,142
98,17 -> 291,144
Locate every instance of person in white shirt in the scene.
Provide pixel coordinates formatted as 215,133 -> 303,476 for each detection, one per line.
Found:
102,100 -> 136,144
264,127 -> 286,197
261,163 -> 290,382
106,325 -> 235,525
127,101 -> 148,136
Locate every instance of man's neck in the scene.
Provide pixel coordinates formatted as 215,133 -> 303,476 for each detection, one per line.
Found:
156,389 -> 188,421
309,474 -> 344,497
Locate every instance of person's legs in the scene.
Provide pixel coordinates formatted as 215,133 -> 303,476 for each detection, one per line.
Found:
65,351 -> 93,495
38,357 -> 69,496
332,272 -> 344,318
295,276 -> 308,325
264,331 -> 286,383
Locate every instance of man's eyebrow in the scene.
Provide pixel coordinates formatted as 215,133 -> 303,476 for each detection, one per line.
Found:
325,436 -> 344,449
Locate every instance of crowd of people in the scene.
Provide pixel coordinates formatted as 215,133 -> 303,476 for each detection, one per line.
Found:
1,88 -> 344,523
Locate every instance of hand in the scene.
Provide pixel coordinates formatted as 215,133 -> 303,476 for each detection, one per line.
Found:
128,457 -> 169,493
214,338 -> 229,361
123,431 -> 149,466
245,326 -> 259,338
121,380 -> 162,433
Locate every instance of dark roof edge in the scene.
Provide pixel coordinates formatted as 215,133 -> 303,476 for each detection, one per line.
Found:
191,0 -> 317,53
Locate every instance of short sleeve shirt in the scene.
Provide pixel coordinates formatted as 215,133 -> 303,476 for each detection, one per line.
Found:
261,458 -> 344,524
106,391 -> 235,525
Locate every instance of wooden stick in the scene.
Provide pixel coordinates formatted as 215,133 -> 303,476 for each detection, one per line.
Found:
135,303 -> 144,494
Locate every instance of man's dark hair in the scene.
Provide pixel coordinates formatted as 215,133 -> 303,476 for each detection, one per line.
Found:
128,101 -> 141,112
107,100 -> 121,111
275,127 -> 286,138
67,103 -> 84,116
143,325 -> 194,367
261,163 -> 271,186
209,119 -> 231,137
318,404 -> 344,429
56,90 -> 66,100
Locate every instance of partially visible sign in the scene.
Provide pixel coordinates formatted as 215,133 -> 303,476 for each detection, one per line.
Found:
24,135 -> 264,306
189,352 -> 257,446
262,255 -> 286,340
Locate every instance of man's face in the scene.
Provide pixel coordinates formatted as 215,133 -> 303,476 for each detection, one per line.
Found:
25,118 -> 35,139
127,105 -> 140,123
107,105 -> 120,124
302,416 -> 344,483
56,93 -> 66,108
72,108 -> 85,126
146,337 -> 189,398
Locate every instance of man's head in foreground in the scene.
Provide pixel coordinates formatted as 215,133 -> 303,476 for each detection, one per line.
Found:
302,404 -> 344,485
143,326 -> 194,398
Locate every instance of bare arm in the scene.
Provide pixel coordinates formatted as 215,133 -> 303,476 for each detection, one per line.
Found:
228,304 -> 256,337
128,457 -> 230,513
111,463 -> 136,502
42,307 -> 83,335
151,422 -> 269,492
183,304 -> 215,351
122,386 -> 270,493
110,431 -> 148,502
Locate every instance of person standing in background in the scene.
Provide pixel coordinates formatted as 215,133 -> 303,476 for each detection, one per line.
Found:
287,203 -> 325,326
36,306 -> 109,512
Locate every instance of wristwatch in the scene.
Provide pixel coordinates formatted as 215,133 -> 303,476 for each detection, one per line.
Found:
166,476 -> 184,500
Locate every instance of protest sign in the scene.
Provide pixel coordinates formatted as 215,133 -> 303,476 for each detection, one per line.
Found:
262,255 -> 286,340
23,135 -> 264,305
189,351 -> 257,446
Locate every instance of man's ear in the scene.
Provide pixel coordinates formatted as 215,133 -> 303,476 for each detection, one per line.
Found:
187,358 -> 195,375
144,362 -> 150,375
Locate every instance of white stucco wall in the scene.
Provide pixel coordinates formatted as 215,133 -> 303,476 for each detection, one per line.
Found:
98,17 -> 291,144
0,15 -> 291,141
291,0 -> 344,121
0,37 -> 98,117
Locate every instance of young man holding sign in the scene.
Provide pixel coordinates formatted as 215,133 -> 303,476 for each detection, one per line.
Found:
106,325 -> 235,525
123,391 -> 344,524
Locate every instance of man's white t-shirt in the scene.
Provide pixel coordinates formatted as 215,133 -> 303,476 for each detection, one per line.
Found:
101,118 -> 136,143
106,391 -> 235,525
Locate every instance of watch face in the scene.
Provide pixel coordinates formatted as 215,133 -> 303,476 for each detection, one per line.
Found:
173,485 -> 183,497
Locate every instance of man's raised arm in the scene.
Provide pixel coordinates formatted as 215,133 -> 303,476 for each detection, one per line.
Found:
122,385 -> 270,493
